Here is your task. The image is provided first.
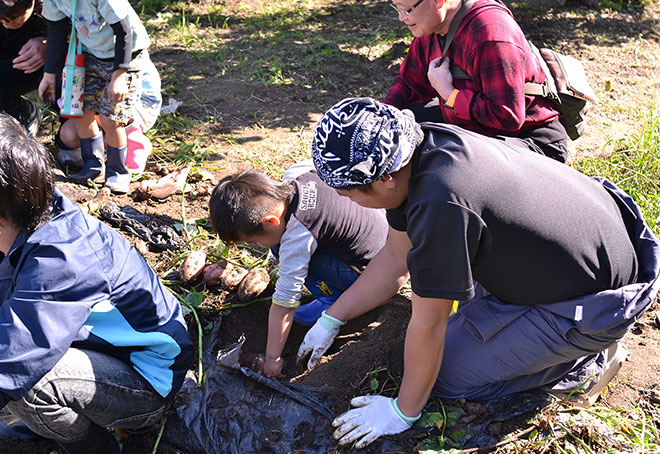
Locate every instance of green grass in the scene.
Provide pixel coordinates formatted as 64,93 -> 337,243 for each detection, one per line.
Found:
573,107 -> 660,234
596,0 -> 653,11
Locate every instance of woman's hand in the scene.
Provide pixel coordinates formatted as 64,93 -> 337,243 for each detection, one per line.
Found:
427,57 -> 455,101
13,37 -> 47,74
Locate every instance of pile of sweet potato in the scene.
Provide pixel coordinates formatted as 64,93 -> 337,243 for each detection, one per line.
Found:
179,250 -> 270,302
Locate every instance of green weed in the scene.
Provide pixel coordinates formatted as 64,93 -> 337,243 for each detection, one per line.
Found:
137,0 -> 183,15
596,0 -> 653,11
573,106 -> 660,234
358,366 -> 401,397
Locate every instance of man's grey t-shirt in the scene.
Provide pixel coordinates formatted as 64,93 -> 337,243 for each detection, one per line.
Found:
387,124 -> 638,305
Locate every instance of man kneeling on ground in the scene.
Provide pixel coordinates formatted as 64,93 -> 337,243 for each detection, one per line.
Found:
297,97 -> 660,449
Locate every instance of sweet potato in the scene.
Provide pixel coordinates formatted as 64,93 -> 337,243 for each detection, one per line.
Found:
202,262 -> 225,287
237,268 -> 270,302
219,263 -> 248,291
179,250 -> 207,284
86,187 -> 112,213
135,166 -> 191,200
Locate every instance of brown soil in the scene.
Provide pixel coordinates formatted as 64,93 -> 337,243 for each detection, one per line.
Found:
8,0 -> 660,453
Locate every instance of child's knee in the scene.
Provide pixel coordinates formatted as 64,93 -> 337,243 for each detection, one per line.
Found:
99,114 -> 122,131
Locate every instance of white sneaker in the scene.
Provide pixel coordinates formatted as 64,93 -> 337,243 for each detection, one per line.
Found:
105,174 -> 131,194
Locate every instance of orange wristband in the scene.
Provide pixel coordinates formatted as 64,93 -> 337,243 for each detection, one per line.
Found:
444,88 -> 459,110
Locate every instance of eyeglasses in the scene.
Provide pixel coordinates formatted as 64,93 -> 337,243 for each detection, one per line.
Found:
389,0 -> 425,16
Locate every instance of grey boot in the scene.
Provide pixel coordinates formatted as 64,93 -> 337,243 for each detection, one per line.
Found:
105,144 -> 130,194
55,131 -> 83,168
70,134 -> 105,185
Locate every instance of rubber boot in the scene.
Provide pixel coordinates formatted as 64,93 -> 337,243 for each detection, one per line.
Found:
125,124 -> 152,174
70,134 -> 105,185
105,144 -> 131,194
55,132 -> 83,168
293,298 -> 334,326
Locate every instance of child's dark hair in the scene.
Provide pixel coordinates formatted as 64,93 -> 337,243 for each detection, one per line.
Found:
0,113 -> 54,232
0,0 -> 35,21
209,170 -> 293,242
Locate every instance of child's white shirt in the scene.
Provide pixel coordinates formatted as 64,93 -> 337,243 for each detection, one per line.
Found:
43,0 -> 149,59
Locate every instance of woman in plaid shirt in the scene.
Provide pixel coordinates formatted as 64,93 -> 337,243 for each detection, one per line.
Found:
384,0 -> 568,163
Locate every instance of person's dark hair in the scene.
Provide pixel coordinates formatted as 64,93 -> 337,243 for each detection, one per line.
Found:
0,0 -> 35,21
209,170 -> 293,242
0,113 -> 55,231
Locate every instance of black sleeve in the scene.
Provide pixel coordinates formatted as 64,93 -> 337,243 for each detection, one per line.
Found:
406,200 -> 486,301
44,18 -> 69,74
110,16 -> 133,71
386,206 -> 408,232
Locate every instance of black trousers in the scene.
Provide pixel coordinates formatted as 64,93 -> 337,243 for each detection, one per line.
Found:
406,102 -> 569,164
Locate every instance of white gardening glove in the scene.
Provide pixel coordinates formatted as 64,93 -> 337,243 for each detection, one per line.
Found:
296,310 -> 344,369
332,395 -> 419,449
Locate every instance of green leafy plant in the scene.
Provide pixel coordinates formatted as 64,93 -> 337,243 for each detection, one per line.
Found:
358,366 -> 401,397
595,0 -> 653,11
574,106 -> 660,234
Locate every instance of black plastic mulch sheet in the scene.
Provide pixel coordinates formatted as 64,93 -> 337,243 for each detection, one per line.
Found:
162,320 -> 555,453
162,322 -> 340,454
100,203 -> 183,251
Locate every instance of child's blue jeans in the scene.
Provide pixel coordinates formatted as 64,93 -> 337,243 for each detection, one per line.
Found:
271,246 -> 360,306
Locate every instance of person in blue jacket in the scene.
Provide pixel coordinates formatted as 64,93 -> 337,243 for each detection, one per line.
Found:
0,113 -> 193,454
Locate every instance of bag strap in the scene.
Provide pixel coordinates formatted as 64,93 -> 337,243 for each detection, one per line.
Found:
65,0 -> 78,66
62,0 -> 78,113
524,40 -> 558,100
441,0 -> 478,56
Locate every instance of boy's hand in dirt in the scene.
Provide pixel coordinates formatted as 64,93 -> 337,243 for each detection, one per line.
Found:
332,396 -> 412,449
108,69 -> 128,103
38,72 -> 57,104
296,310 -> 344,369
252,354 -> 283,378
263,355 -> 283,378
13,37 -> 47,74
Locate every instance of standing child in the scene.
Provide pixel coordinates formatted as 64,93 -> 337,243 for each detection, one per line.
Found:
55,53 -> 162,175
209,163 -> 389,378
38,0 -> 150,193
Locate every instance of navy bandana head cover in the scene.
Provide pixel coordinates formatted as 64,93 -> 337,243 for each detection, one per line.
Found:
312,97 -> 423,189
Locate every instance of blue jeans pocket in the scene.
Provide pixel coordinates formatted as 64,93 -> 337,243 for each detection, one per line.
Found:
107,403 -> 166,429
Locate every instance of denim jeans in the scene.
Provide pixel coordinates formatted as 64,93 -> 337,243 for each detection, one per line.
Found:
271,246 -> 360,304
305,252 -> 360,304
5,348 -> 167,450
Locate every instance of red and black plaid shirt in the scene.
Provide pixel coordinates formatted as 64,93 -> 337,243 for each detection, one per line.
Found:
383,0 -> 559,137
